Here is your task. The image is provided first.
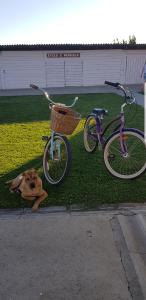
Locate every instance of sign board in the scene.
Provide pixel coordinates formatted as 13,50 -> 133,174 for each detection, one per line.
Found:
47,53 -> 80,58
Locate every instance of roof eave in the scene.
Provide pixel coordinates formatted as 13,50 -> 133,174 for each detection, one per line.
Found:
1,43 -> 146,51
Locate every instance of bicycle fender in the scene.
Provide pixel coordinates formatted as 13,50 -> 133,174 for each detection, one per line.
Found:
104,128 -> 144,149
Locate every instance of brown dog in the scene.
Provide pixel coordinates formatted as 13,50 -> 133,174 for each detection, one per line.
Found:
6,169 -> 48,211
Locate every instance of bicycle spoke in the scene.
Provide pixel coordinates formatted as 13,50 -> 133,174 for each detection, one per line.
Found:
127,139 -> 141,154
104,131 -> 146,179
108,143 -> 121,154
43,135 -> 71,185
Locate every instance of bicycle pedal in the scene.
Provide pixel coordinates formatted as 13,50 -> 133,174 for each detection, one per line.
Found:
42,136 -> 49,141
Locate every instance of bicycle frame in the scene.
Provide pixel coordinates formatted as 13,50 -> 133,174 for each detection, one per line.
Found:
92,106 -> 127,154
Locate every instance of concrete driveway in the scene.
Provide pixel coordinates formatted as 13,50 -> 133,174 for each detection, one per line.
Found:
0,205 -> 146,300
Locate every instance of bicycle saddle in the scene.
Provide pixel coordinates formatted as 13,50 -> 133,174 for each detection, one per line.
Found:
92,108 -> 108,116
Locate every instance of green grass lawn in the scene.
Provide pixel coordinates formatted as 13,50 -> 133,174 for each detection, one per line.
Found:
0,93 -> 145,209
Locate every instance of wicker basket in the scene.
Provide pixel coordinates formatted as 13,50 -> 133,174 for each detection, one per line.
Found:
51,104 -> 81,135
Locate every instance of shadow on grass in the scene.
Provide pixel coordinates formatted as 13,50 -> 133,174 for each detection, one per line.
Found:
0,93 -> 124,125
0,94 -> 81,125
1,127 -> 146,210
0,95 -> 50,125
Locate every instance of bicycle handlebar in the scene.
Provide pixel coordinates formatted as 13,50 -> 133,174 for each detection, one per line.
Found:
30,84 -> 79,108
30,84 -> 39,90
104,81 -> 120,88
104,81 -> 135,104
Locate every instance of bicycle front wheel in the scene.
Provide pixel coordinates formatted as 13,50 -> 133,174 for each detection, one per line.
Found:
84,115 -> 97,153
43,134 -> 72,185
104,129 -> 146,179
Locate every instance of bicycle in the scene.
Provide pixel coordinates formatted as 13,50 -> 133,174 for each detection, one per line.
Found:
30,84 -> 80,185
84,81 -> 146,179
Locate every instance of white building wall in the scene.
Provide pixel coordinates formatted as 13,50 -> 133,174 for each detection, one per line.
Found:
0,49 -> 146,89
125,50 -> 146,84
0,51 -> 46,89
81,50 -> 124,85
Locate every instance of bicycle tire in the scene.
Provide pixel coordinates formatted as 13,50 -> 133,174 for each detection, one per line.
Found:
43,134 -> 72,185
84,115 -> 97,153
104,129 -> 146,179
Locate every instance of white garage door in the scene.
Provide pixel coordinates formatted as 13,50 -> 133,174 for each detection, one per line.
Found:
65,61 -> 83,86
46,60 -> 83,87
46,61 -> 65,87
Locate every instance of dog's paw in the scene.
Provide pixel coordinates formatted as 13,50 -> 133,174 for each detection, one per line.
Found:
31,205 -> 39,212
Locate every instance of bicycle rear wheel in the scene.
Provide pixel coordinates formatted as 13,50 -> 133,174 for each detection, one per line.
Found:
43,134 -> 72,185
104,129 -> 146,179
84,115 -> 97,153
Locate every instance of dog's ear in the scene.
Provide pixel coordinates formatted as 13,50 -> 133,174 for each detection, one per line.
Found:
6,173 -> 23,190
